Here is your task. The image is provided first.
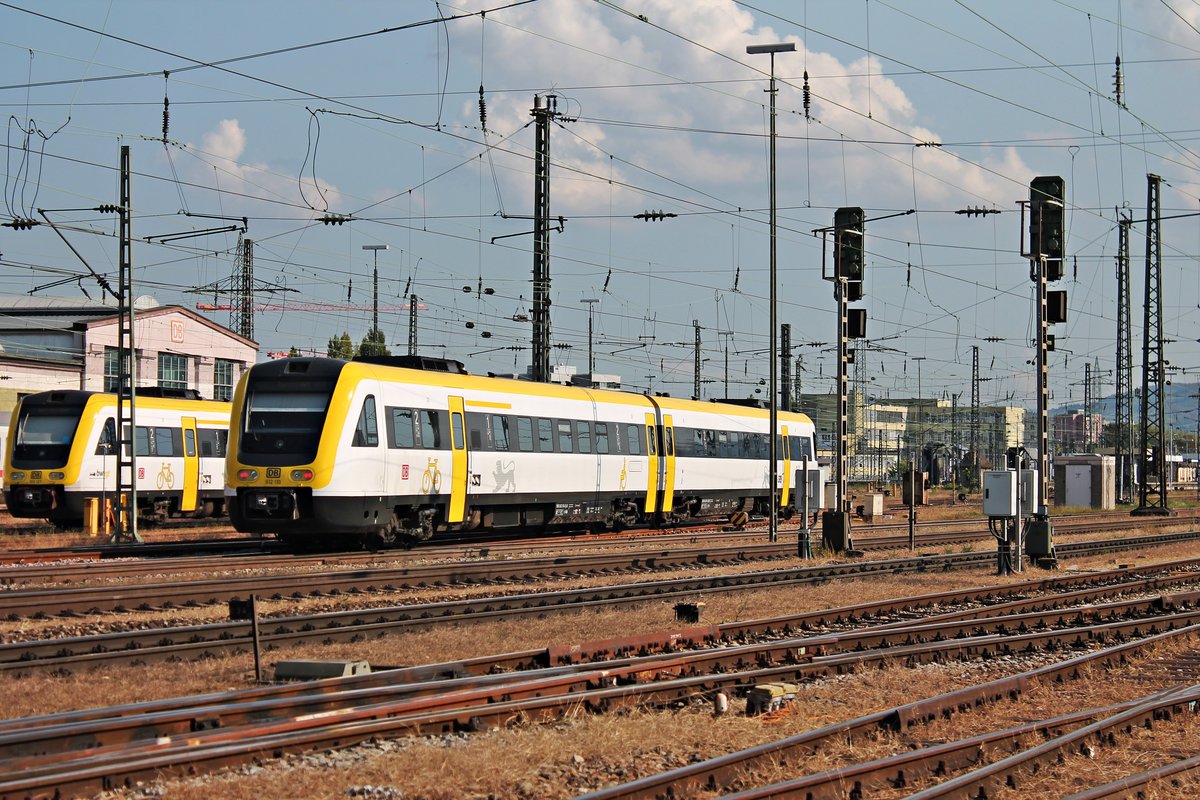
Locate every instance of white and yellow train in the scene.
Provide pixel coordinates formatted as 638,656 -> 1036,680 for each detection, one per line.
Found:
226,356 -> 821,545
3,389 -> 231,525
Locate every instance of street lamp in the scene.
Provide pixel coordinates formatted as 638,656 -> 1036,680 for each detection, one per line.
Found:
362,244 -> 388,355
580,298 -> 599,377
747,41 -> 795,543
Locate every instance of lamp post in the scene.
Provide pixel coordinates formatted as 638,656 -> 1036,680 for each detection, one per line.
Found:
747,41 -> 794,543
580,298 -> 599,378
362,244 -> 388,355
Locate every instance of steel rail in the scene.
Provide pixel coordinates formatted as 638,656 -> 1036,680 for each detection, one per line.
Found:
902,684 -> 1200,800
717,689 -> 1185,800
3,582 -> 1200,764
2,523 -> 1195,619
1062,753 -> 1200,800
4,613 -> 1200,799
3,533 -> 1200,673
577,623 -> 1200,800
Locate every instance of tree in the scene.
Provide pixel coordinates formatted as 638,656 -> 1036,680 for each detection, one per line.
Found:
327,332 -> 355,359
359,327 -> 390,358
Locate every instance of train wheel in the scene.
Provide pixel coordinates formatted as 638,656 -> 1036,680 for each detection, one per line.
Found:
369,525 -> 399,550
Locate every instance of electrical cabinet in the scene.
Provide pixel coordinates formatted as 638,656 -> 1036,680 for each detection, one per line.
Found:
983,470 -> 1018,517
1020,469 -> 1039,516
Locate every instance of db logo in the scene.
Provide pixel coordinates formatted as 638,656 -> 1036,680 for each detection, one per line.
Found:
138,467 -> 145,479
170,320 -> 185,343
402,464 -> 410,480
267,468 -> 281,479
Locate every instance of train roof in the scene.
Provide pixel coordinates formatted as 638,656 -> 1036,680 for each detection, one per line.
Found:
252,357 -> 813,424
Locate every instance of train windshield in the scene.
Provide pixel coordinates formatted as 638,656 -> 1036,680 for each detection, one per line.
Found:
240,389 -> 332,462
12,406 -> 84,468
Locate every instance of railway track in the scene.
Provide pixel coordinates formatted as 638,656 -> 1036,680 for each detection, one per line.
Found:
4,531 -> 1200,674
0,511 -> 1186,609
3,559 -> 1200,799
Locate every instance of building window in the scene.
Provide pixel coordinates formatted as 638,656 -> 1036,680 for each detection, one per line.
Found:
214,359 -> 237,401
158,352 -> 188,390
104,347 -> 119,392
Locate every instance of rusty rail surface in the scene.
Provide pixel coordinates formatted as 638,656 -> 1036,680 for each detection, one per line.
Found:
578,624 -> 1200,800
3,536 -> 1200,675
4,609 -> 1200,799
1062,753 -> 1200,800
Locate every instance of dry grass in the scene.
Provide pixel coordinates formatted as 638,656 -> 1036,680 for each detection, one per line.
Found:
8,539 -> 1200,720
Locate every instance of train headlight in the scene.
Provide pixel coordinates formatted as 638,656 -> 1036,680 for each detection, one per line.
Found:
49,472 -> 65,480
290,469 -> 313,481
237,469 -> 258,481
10,471 -> 24,481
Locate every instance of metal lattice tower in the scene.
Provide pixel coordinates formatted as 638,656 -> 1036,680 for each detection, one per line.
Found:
530,94 -> 556,383
234,238 -> 254,341
970,345 -> 980,486
113,145 -> 141,543
780,323 -> 791,411
408,294 -> 419,356
1115,213 -> 1133,503
693,319 -> 701,400
1083,360 -> 1093,450
1133,173 -> 1173,515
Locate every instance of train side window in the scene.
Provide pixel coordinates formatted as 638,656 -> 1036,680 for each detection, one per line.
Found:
536,418 -> 554,452
451,412 -> 465,450
718,431 -> 729,458
576,420 -> 592,454
352,395 -> 379,447
627,424 -> 641,456
646,425 -> 656,456
775,434 -> 786,460
388,408 -> 416,449
198,428 -> 227,458
595,422 -> 609,454
556,420 -> 573,453
152,427 -> 178,456
726,431 -> 739,458
516,417 -> 534,451
184,429 -> 196,458
468,414 -> 486,450
491,415 -> 510,451
95,417 -> 116,455
418,410 -> 441,448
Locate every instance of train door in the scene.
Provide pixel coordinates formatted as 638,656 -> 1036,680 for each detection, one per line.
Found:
780,425 -> 791,508
661,414 -> 676,513
448,396 -> 467,523
643,412 -> 658,514
180,416 -> 199,513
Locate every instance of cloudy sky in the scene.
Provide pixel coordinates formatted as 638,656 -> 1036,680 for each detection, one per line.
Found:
2,0 -> 1198,412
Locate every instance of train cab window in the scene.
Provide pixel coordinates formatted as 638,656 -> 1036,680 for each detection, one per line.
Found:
516,417 -> 534,451
491,415 -> 510,451
418,410 -> 442,448
387,408 -> 416,449
536,418 -> 554,452
241,389 -> 332,462
95,418 -> 116,455
576,420 -> 592,454
595,423 -> 610,454
352,396 -> 379,447
627,424 -> 642,456
556,420 -> 573,453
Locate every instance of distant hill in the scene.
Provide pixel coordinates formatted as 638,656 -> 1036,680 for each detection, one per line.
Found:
1051,381 -> 1200,431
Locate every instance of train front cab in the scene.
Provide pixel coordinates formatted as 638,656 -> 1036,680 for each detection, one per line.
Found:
3,391 -> 91,521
